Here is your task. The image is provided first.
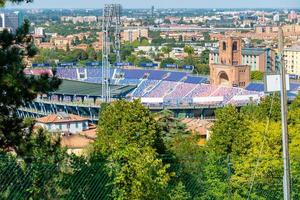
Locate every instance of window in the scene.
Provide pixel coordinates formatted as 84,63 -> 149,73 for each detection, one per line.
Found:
76,122 -> 79,128
83,122 -> 87,130
232,41 -> 238,51
222,41 -> 227,51
239,82 -> 245,87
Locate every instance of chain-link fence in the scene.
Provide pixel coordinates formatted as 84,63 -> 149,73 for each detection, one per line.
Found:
0,155 -> 299,200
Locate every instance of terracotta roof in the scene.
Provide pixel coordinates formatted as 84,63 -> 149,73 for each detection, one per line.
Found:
61,134 -> 94,149
36,113 -> 89,124
180,118 -> 213,136
80,126 -> 97,139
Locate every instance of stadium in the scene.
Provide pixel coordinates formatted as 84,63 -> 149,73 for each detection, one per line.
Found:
18,6 -> 300,123
19,18 -> 300,123
19,66 -> 300,122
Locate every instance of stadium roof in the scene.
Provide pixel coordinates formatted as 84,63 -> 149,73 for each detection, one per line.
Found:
51,79 -> 136,97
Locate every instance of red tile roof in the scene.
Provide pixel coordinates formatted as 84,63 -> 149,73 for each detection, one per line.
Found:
36,113 -> 89,124
61,134 -> 94,149
180,118 -> 213,136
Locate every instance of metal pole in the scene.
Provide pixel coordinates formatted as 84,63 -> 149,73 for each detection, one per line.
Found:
227,154 -> 232,200
278,26 -> 291,200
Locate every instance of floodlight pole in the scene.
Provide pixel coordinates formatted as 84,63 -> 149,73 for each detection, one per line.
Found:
102,4 -> 122,103
278,26 -> 291,200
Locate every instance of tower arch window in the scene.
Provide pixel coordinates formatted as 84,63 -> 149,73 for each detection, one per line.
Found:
232,41 -> 238,51
222,42 -> 227,51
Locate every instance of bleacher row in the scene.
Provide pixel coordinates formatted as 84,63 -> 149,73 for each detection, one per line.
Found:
130,80 -> 262,106
51,67 -> 209,85
24,68 -> 53,76
24,67 -> 266,106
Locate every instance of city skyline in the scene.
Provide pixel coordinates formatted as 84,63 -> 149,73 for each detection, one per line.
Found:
6,0 -> 300,9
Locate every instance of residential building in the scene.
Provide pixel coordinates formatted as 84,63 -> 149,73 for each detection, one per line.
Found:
0,11 -> 22,33
35,112 -> 97,155
284,47 -> 300,76
288,11 -> 298,23
228,25 -> 300,40
160,31 -> 204,42
61,16 -> 98,24
121,28 -> 149,42
273,14 -> 280,22
34,27 -> 45,36
210,47 -> 276,72
36,112 -> 89,134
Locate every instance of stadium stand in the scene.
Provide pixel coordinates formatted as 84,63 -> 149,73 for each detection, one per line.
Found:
246,82 -> 300,93
24,67 -> 299,109
148,70 -> 168,80
118,78 -> 141,85
131,80 -> 160,97
245,82 -> 264,92
164,71 -> 187,81
184,76 -> 207,84
212,86 -> 241,103
186,84 -> 218,98
24,68 -> 53,76
291,83 -> 300,91
146,81 -> 176,97
165,83 -> 198,98
122,69 -> 147,79
57,68 -> 78,80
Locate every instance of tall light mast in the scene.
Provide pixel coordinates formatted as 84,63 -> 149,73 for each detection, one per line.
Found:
102,4 -> 122,102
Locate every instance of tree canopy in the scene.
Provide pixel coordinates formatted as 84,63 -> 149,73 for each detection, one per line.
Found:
0,20 -> 61,153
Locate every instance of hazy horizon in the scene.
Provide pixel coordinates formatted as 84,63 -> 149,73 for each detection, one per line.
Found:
5,0 -> 300,9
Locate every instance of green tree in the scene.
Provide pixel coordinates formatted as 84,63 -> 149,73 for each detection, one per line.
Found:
66,43 -> 70,52
0,0 -> 33,6
160,57 -> 176,68
73,36 -> 80,46
23,128 -> 66,199
96,50 -> 102,61
121,43 -> 134,61
194,63 -> 210,75
201,94 -> 300,199
60,154 -> 112,200
199,49 -> 210,64
127,54 -> 137,64
136,56 -> 152,66
184,45 -> 195,57
155,110 -> 204,198
231,121 -> 283,199
164,19 -> 171,24
94,100 -> 172,200
161,46 -> 172,58
0,127 -> 67,199
203,32 -> 211,41
137,50 -> 146,55
251,71 -> 264,81
202,106 -> 250,199
140,38 -> 150,46
87,46 -> 96,60
152,36 -> 166,46
0,20 -> 61,154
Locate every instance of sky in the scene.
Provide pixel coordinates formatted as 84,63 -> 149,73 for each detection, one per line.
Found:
5,0 -> 300,9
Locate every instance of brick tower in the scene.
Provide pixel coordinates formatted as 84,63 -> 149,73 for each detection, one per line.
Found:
210,36 -> 250,87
